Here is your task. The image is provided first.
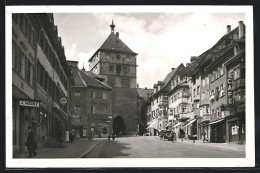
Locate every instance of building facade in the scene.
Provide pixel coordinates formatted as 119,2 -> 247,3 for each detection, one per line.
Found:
68,61 -> 113,138
12,13 -> 70,154
88,21 -> 138,135
145,21 -> 246,144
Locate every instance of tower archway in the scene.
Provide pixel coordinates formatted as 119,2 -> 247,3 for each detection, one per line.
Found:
112,116 -> 126,136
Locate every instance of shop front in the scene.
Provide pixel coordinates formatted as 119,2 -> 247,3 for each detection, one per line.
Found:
209,118 -> 226,143
226,113 -> 245,144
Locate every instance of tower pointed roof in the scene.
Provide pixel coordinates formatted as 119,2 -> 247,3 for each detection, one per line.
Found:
88,21 -> 137,62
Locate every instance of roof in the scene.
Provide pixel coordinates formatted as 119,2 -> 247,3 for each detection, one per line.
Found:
160,63 -> 185,90
137,88 -> 154,101
89,32 -> 137,62
70,68 -> 87,87
78,70 -> 112,90
70,67 -> 112,90
83,71 -> 104,81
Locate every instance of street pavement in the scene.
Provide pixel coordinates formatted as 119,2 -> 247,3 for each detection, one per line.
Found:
84,136 -> 245,158
13,136 -> 245,158
13,138 -> 102,158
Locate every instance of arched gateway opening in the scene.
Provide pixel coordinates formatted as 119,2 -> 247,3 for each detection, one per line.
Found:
112,116 -> 126,136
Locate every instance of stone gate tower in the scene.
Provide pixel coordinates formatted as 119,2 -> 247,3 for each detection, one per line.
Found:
88,20 -> 138,135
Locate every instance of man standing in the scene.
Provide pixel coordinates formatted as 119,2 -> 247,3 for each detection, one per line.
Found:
202,130 -> 206,143
26,127 -> 37,158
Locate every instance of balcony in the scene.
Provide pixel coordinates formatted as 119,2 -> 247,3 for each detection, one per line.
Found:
178,113 -> 189,121
202,114 -> 211,122
158,96 -> 168,106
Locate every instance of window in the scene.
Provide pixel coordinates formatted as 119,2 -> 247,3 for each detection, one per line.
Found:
182,105 -> 187,113
73,115 -> 81,123
91,105 -> 96,113
122,78 -> 129,88
19,48 -> 26,79
74,105 -> 81,111
156,109 -> 159,115
237,90 -> 241,100
75,91 -> 80,96
102,92 -> 108,99
26,60 -> 33,86
202,92 -> 205,99
12,40 -> 16,69
123,66 -> 128,72
197,86 -> 200,95
116,65 -> 121,73
109,65 -> 114,72
90,91 -> 96,98
104,105 -> 108,114
194,88 -> 196,97
156,97 -> 158,103
108,76 -> 115,86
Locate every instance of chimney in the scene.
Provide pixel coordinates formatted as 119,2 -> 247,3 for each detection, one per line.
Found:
172,68 -> 175,71
227,25 -> 231,34
238,21 -> 244,39
145,87 -> 147,90
190,56 -> 198,63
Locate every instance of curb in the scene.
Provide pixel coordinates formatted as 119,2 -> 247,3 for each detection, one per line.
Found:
79,140 -> 102,158
175,140 -> 245,155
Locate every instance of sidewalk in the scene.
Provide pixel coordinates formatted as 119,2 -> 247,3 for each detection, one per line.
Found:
13,138 -> 103,158
175,138 -> 245,155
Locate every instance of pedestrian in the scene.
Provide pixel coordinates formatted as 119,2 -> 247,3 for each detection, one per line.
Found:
69,131 -> 74,143
26,127 -> 37,158
112,132 -> 115,141
88,131 -> 93,141
108,134 -> 111,142
65,130 -> 69,143
202,130 -> 206,143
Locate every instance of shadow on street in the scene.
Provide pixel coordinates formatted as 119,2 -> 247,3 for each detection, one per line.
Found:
84,140 -> 130,158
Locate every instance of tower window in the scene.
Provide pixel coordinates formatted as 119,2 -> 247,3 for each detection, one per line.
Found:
116,65 -> 121,73
109,65 -> 114,72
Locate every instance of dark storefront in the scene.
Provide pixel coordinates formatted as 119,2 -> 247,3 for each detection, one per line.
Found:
209,118 -> 226,143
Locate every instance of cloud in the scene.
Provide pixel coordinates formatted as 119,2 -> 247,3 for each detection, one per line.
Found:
54,12 -> 245,89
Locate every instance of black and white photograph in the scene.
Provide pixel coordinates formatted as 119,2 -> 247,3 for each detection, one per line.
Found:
5,5 -> 254,168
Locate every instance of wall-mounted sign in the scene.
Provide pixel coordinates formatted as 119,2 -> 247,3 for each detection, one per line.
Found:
60,97 -> 67,106
232,125 -> 239,135
19,100 -> 40,107
227,78 -> 233,104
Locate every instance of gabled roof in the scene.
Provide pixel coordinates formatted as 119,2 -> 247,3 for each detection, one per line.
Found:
70,68 -> 87,87
137,88 -> 153,101
83,71 -> 104,81
78,70 -> 112,90
161,63 -> 185,90
89,32 -> 137,62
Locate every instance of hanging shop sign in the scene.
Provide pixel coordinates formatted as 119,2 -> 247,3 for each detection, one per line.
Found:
19,100 -> 40,107
60,97 -> 67,106
227,78 -> 233,104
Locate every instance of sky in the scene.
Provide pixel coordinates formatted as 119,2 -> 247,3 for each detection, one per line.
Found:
53,12 -> 245,89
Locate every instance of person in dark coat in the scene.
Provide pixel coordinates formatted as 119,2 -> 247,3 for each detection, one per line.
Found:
112,132 -> 115,141
26,127 -> 37,158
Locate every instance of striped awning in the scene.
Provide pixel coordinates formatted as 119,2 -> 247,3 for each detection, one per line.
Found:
183,119 -> 197,128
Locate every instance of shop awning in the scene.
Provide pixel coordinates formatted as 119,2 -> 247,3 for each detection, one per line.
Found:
183,119 -> 197,128
173,122 -> 181,128
166,122 -> 172,127
208,118 -> 225,125
146,119 -> 158,129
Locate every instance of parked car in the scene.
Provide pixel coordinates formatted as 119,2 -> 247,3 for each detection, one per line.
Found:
159,130 -> 172,140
